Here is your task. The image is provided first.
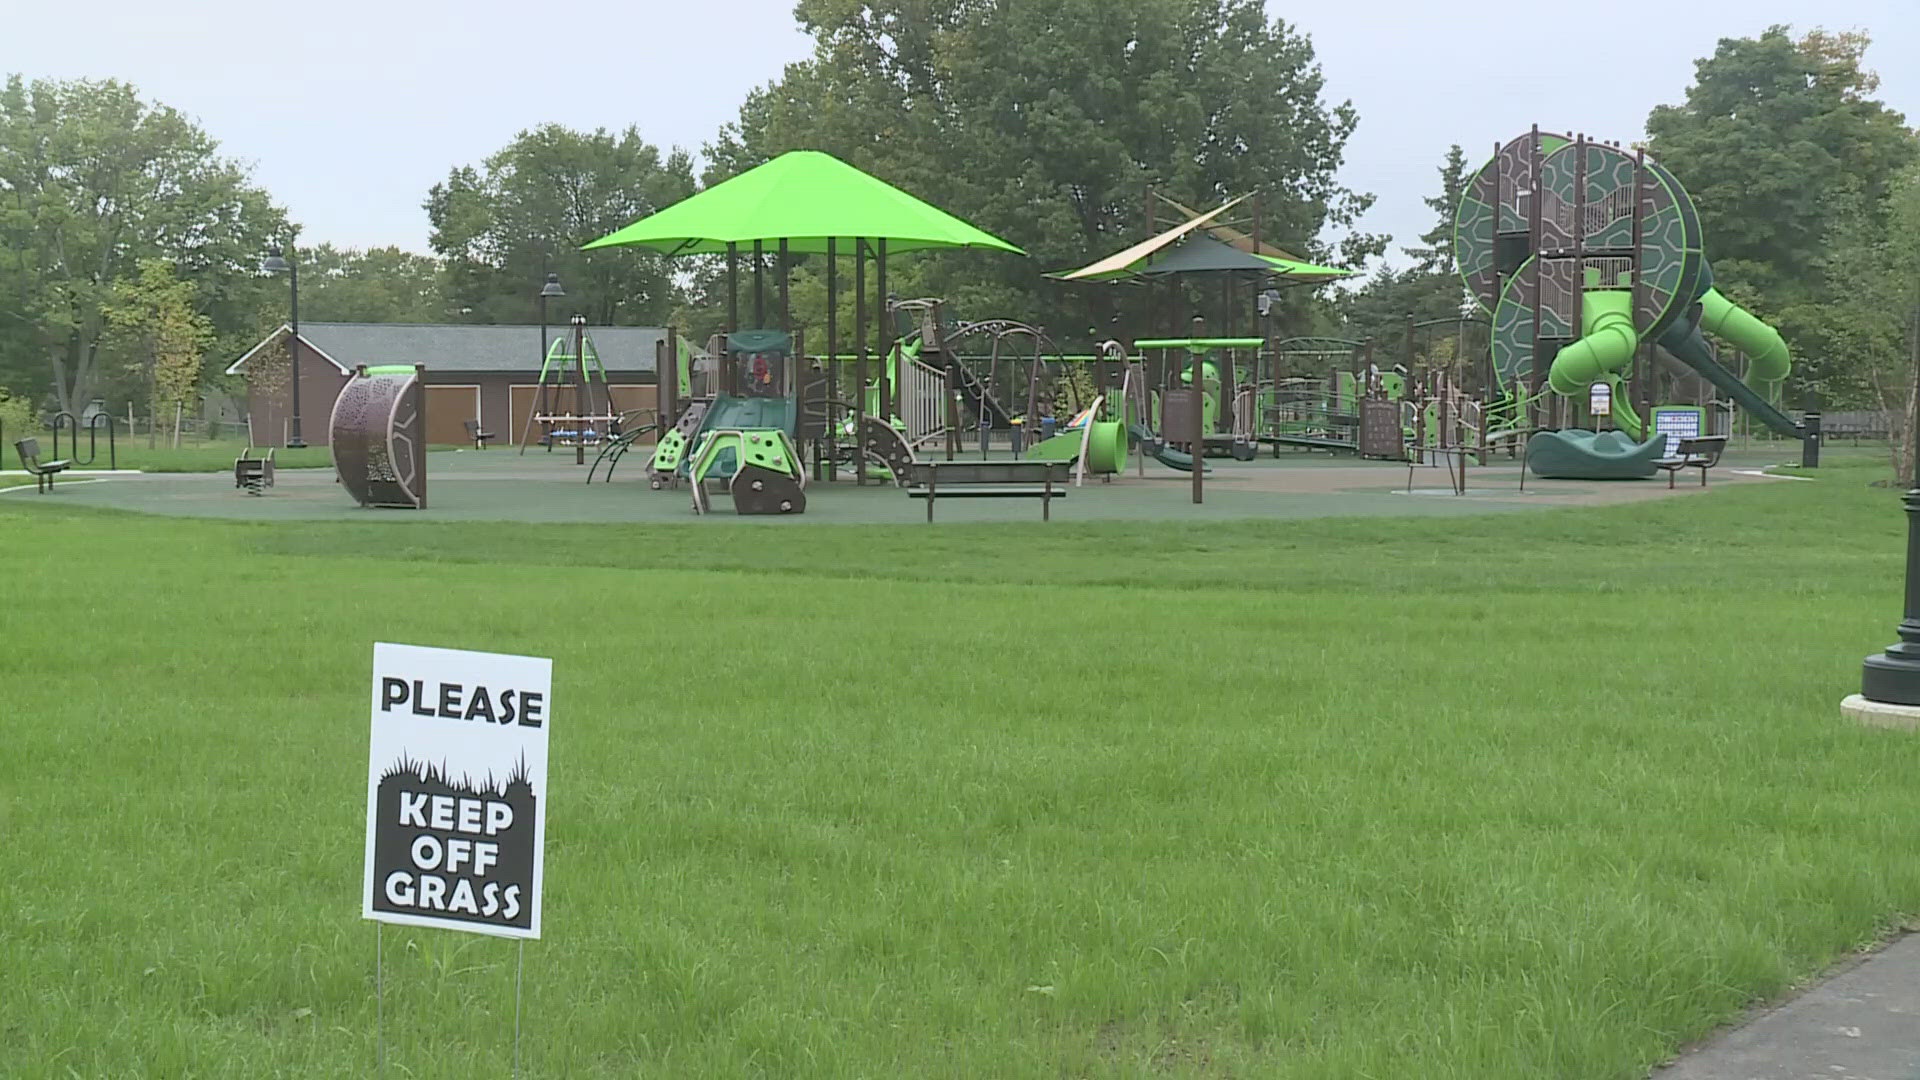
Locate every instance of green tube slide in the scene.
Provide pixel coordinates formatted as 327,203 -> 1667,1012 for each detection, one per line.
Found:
1549,290 -> 1637,395
1548,289 -> 1645,439
1697,288 -> 1790,389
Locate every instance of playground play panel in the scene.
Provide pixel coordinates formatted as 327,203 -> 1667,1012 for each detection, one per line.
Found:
4,441 -> 1797,524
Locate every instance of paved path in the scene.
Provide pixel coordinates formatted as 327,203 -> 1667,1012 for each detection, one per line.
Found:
1653,935 -> 1920,1079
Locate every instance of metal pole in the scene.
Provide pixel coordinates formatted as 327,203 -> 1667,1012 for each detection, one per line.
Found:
514,940 -> 524,1078
855,239 -> 867,485
287,256 -> 305,448
753,240 -> 765,328
1860,320 -> 1920,704
1191,318 -> 1205,505
778,239 -> 790,333
826,237 -> 838,482
573,317 -> 588,466
538,295 -> 551,431
375,923 -> 384,1076
726,244 -> 739,393
1528,124 -> 1544,435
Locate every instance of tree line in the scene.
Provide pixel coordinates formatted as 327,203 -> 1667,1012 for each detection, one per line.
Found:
0,11 -> 1913,431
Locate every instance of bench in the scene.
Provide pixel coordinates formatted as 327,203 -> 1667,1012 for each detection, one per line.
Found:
464,419 -> 495,450
14,437 -> 70,493
234,447 -> 275,495
907,460 -> 1070,521
1654,436 -> 1728,488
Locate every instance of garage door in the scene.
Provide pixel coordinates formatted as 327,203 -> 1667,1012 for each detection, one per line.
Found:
424,385 -> 480,446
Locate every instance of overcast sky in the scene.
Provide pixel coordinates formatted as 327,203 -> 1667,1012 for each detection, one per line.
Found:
5,0 -> 1916,274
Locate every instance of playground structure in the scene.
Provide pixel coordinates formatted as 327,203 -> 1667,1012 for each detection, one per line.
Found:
1454,127 -> 1817,477
518,315 -> 623,461
329,364 -> 426,509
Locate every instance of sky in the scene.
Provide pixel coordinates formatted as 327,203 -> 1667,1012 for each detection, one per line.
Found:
4,0 -> 1917,275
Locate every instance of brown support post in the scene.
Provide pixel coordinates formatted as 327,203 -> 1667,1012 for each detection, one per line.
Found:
878,239 -> 896,422
1527,124 -> 1544,434
1191,317 -> 1205,505
855,239 -> 867,485
1631,148 -> 1649,426
573,318 -> 588,466
825,238 -> 838,482
752,240 -> 765,328
945,364 -> 958,461
725,243 -> 740,394
1573,134 -> 1588,430
778,239 -> 790,333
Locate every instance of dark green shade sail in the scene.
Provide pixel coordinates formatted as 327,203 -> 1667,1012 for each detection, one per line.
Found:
583,150 -> 1024,257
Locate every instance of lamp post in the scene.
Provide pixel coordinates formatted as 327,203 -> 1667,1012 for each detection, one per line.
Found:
1858,328 -> 1920,706
261,246 -> 303,448
538,273 -> 565,424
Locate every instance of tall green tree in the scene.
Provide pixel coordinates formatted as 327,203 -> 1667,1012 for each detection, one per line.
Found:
102,258 -> 215,446
705,0 -> 1381,345
1336,145 -> 1473,359
425,124 -> 696,327
1646,28 -> 1916,321
292,245 -> 447,324
0,76 -> 287,414
1403,145 -> 1467,275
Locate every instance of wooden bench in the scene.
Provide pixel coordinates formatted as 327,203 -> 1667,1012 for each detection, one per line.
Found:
464,419 -> 495,450
1654,435 -> 1728,488
14,437 -> 70,493
908,460 -> 1070,521
234,447 -> 275,495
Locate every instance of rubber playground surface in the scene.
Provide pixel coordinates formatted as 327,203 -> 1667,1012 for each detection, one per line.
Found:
0,442 -> 1806,523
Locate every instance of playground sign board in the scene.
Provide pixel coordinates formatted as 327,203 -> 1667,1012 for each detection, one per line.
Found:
1652,406 -> 1704,457
363,643 -> 550,939
1588,382 -> 1611,417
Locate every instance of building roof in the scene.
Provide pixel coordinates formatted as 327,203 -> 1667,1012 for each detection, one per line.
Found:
224,322 -> 671,376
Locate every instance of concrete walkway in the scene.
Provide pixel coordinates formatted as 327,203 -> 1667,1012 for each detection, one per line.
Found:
1653,934 -> 1920,1079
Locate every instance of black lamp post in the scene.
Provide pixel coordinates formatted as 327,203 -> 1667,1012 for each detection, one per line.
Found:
262,246 -> 303,448
1860,344 -> 1920,705
538,274 -> 565,420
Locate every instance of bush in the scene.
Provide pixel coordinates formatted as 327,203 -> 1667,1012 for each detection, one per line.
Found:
0,387 -> 39,445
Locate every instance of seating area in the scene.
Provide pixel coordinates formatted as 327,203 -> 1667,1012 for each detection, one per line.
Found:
14,438 -> 70,493
464,419 -> 495,450
906,459 -> 1071,522
1654,436 -> 1728,488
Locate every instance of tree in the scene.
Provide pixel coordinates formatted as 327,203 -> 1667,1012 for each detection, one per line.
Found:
294,244 -> 446,323
1646,28 -> 1916,317
425,124 -> 696,327
102,259 -> 214,446
705,0 -> 1382,346
1336,145 -> 1473,358
0,76 -> 287,415
1403,145 -> 1467,275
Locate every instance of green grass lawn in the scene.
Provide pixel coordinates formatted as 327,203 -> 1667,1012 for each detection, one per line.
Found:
2,452 -> 1917,1077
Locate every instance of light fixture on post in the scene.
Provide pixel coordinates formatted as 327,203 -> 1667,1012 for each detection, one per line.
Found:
537,273 -> 566,433
261,245 -> 304,448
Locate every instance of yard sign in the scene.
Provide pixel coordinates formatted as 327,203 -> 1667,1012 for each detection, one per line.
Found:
363,643 -> 550,939
1588,382 -> 1611,417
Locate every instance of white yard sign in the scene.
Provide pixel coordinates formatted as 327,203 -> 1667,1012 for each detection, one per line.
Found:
363,643 -> 550,939
1588,382 -> 1611,417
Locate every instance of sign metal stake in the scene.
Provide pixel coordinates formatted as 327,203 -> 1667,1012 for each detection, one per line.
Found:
514,940 -> 525,1078
376,923 -> 385,1076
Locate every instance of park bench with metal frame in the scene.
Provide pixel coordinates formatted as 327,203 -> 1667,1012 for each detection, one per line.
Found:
1654,436 -> 1727,488
907,459 -> 1070,522
14,438 -> 69,493
464,419 -> 496,450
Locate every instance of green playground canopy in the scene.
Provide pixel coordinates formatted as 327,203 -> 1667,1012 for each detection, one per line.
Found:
583,150 -> 1024,257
